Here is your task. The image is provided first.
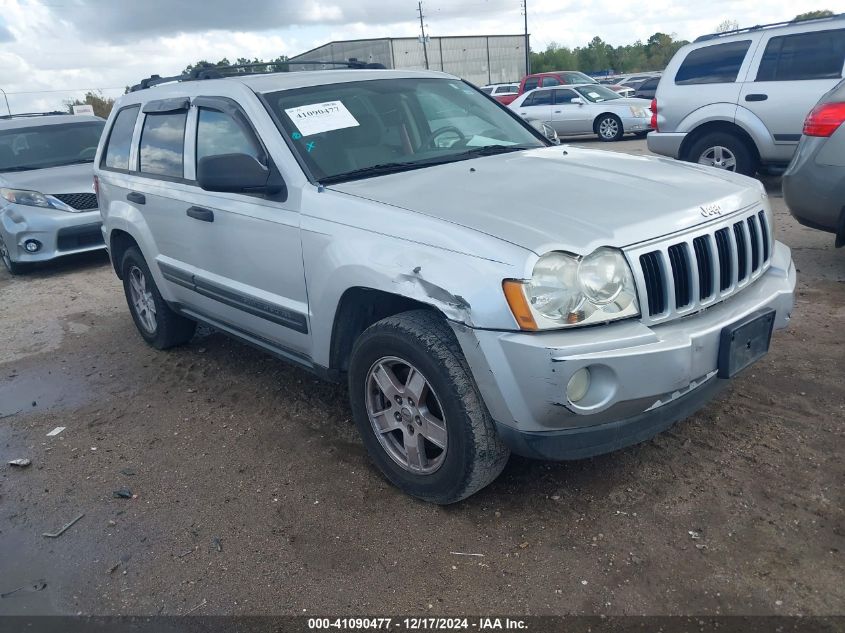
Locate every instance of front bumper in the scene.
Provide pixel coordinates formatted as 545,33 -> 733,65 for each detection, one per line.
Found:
621,116 -> 652,133
0,204 -> 104,264
647,131 -> 686,158
452,241 -> 796,460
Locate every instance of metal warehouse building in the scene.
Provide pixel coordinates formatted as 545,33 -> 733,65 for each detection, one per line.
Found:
288,35 -> 527,86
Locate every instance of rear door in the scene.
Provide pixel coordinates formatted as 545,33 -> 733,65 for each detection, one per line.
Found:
662,39 -> 755,132
514,89 -> 553,126
550,88 -> 592,134
739,26 -> 845,162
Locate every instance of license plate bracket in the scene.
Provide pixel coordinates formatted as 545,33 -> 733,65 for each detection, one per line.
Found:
717,308 -> 776,379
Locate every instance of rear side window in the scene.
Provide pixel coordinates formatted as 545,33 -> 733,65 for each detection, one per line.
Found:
524,90 -> 552,106
523,77 -> 540,92
675,40 -> 752,85
756,29 -> 845,81
139,112 -> 187,178
196,109 -> 262,164
102,106 -> 139,171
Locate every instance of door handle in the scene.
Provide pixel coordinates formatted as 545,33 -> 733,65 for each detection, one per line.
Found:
519,112 -> 527,116
745,94 -> 768,102
126,191 -> 145,205
186,206 -> 214,222
554,110 -> 561,113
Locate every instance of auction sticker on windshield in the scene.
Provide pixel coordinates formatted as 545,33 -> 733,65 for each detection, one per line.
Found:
284,101 -> 359,137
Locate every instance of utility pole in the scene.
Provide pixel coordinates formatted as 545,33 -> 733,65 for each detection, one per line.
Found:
417,1 -> 430,70
522,0 -> 530,75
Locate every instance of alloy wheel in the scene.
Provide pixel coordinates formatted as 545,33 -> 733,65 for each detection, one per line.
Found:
698,145 -> 737,171
599,117 -> 619,139
365,356 -> 448,475
128,265 -> 157,333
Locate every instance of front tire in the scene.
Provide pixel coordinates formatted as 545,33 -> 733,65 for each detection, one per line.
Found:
120,247 -> 196,349
0,234 -> 26,275
348,310 -> 509,504
687,132 -> 758,177
596,114 -> 623,142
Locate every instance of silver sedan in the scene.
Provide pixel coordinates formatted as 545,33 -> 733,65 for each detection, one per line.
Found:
509,83 -> 653,142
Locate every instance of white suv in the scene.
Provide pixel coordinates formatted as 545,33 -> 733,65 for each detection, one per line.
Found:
648,14 -> 845,176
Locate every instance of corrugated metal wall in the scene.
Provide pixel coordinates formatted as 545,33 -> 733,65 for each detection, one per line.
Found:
289,35 -> 526,86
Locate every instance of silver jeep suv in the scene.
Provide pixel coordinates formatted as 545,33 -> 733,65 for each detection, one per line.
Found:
96,66 -> 796,503
1,113 -> 106,274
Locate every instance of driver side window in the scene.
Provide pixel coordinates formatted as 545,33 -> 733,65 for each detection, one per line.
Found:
554,89 -> 579,105
196,109 -> 263,165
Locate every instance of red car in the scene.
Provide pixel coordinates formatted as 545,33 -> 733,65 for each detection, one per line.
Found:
516,70 -> 633,98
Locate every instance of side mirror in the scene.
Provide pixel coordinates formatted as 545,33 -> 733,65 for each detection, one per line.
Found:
570,97 -> 584,105
197,153 -> 285,196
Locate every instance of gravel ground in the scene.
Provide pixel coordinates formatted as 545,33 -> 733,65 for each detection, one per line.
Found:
0,138 -> 842,617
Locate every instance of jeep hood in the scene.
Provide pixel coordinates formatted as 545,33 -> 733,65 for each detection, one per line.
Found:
0,162 -> 95,195
328,146 -> 765,255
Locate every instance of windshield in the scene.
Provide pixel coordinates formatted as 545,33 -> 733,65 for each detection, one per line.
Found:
573,85 -> 623,103
563,72 -> 598,84
265,78 -> 545,183
0,120 -> 105,172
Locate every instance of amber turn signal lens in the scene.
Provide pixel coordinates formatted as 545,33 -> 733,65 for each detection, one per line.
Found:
502,280 -> 538,331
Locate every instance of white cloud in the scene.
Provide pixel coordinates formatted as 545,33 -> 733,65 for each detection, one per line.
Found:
0,0 -> 841,112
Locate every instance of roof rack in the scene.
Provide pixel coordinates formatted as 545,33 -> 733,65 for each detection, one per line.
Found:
129,59 -> 387,92
0,110 -> 67,120
694,12 -> 844,42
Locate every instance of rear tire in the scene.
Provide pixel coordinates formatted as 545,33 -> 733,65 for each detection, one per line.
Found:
120,247 -> 196,349
348,310 -> 509,504
686,132 -> 758,177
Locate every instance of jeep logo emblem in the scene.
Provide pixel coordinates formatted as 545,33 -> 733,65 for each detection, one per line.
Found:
700,203 -> 722,218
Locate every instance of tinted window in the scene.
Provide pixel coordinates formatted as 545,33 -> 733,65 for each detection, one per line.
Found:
562,72 -> 596,84
526,90 -> 552,106
553,89 -> 579,104
541,76 -> 561,87
196,109 -> 262,164
756,29 -> 845,81
640,77 -> 660,90
480,86 -> 494,94
523,77 -> 540,92
675,40 -> 751,85
103,106 -> 139,171
139,111 -> 187,178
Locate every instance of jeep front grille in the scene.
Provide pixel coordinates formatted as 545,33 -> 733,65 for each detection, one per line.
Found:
628,208 -> 772,324
52,192 -> 98,210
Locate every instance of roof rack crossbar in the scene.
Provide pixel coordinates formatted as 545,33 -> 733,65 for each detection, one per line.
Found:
129,59 -> 387,92
0,111 -> 68,120
694,12 -> 844,42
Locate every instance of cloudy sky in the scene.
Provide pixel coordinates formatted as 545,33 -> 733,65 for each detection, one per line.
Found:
0,0 -> 841,113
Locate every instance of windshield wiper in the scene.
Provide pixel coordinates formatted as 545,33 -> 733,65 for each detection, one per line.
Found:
320,145 -> 536,185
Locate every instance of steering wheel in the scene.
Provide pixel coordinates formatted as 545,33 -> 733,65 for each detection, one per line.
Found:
78,146 -> 97,160
423,126 -> 468,149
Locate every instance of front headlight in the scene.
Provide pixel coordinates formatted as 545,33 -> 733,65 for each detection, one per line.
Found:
0,188 -> 75,212
629,107 -> 649,118
504,247 -> 639,330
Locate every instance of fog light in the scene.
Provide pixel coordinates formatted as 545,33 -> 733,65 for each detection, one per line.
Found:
566,367 -> 591,403
24,239 -> 41,252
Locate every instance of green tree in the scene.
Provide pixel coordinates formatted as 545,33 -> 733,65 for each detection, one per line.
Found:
64,91 -> 115,118
793,9 -> 835,21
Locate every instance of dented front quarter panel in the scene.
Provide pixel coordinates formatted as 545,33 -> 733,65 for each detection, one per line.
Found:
300,186 -> 531,368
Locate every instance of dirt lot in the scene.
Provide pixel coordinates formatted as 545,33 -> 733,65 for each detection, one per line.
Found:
0,138 -> 842,617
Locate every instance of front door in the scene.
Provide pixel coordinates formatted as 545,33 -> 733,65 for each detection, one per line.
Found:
174,101 -> 310,358
551,88 -> 593,135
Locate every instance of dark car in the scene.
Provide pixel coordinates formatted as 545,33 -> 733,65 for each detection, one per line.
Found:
634,76 -> 660,100
783,79 -> 845,247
